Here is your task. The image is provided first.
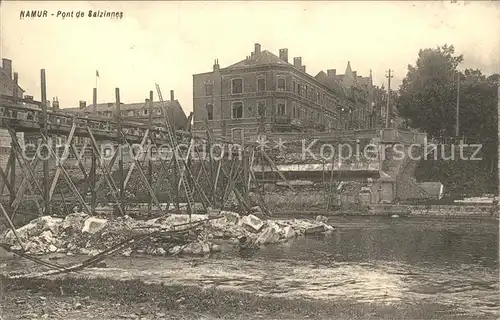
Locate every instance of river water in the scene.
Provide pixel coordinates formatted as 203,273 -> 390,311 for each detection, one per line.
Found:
4,216 -> 499,319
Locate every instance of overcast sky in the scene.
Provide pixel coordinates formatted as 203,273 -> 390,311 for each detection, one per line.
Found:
1,1 -> 499,113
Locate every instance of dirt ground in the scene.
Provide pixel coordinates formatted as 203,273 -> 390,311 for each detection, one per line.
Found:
1,274 -> 477,320
2,288 -> 324,320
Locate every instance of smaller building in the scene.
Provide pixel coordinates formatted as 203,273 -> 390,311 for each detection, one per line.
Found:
0,58 -> 26,169
59,89 -> 188,146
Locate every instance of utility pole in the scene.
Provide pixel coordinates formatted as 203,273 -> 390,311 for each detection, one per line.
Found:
385,69 -> 393,128
455,71 -> 460,137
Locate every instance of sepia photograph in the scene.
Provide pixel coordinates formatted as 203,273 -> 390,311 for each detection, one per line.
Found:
0,1 -> 499,319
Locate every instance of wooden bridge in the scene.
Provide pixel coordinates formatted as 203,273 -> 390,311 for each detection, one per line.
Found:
0,69 -> 287,231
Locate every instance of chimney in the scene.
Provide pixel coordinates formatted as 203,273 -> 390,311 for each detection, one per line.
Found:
327,69 -> 336,78
353,71 -> 357,77
279,49 -> 288,63
254,43 -> 261,55
52,97 -> 59,109
79,101 -> 86,110
13,72 -> 19,98
1,58 -> 12,79
293,57 -> 302,68
301,66 -> 306,73
213,59 -> 220,71
170,90 -> 175,101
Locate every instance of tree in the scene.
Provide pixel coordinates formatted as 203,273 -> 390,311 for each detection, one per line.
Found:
397,44 -> 463,138
398,45 -> 499,194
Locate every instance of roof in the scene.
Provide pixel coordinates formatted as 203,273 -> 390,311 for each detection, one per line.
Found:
0,68 -> 24,96
220,45 -> 373,107
227,50 -> 291,68
314,70 -> 348,98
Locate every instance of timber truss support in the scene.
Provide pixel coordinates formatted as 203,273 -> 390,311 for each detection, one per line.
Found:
0,82 -> 294,224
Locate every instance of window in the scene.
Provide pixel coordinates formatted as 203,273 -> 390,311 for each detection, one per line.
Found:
257,100 -> 266,117
206,104 -> 213,120
297,84 -> 302,96
276,101 -> 286,116
232,128 -> 243,142
292,102 -> 297,118
231,78 -> 243,94
293,80 -> 296,93
205,83 -> 213,96
298,106 -> 302,119
277,77 -> 286,91
257,77 -> 266,92
304,85 -> 308,98
232,101 -> 243,119
144,109 -> 148,116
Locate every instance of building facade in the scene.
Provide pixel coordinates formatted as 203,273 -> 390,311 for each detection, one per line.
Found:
0,58 -> 26,167
193,43 -> 381,142
57,89 -> 188,147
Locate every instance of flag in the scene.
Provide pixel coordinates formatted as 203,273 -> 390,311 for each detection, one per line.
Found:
96,70 -> 100,78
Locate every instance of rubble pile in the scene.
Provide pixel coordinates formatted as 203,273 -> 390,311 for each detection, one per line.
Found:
2,212 -> 334,257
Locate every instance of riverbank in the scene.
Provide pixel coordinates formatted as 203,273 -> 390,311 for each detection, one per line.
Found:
2,216 -> 498,319
271,203 -> 498,218
0,275 -> 479,320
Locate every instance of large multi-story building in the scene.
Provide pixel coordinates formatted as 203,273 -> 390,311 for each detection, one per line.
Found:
193,43 -> 382,142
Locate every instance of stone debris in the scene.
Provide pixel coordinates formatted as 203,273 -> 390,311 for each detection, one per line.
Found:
1,212 -> 335,257
240,214 -> 264,232
82,217 -> 108,234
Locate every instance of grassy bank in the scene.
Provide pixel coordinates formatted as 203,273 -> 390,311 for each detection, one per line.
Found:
1,275 -> 489,320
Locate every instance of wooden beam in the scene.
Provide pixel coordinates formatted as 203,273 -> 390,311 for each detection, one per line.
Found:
116,88 -> 124,214
123,129 -> 149,189
86,127 -> 125,216
0,203 -> 24,250
0,152 -> 14,197
95,148 -> 118,191
48,122 -> 76,201
40,133 -> 91,216
41,69 -> 50,215
91,88 -> 97,213
119,129 -> 166,215
8,129 -> 44,204
11,147 -> 41,211
0,161 -> 14,196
